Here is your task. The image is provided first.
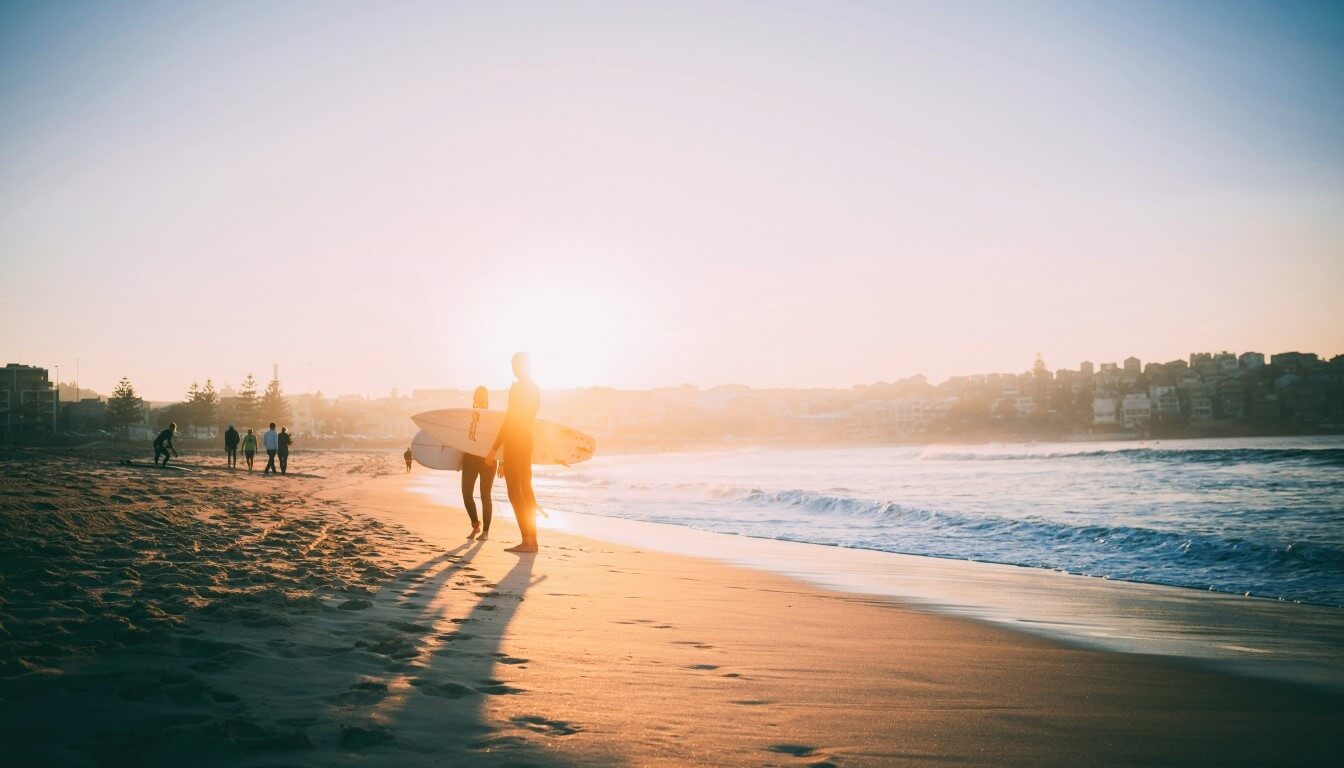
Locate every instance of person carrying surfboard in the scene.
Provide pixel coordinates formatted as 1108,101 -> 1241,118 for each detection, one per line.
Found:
485,353 -> 541,553
462,386 -> 496,540
153,423 -> 178,466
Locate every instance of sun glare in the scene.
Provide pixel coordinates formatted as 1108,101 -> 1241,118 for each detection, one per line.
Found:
489,273 -> 634,388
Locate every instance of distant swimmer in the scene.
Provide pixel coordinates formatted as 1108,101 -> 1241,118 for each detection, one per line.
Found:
153,423 -> 178,466
462,387 -> 496,541
485,353 -> 540,554
224,423 -> 240,469
263,423 -> 279,475
404,446 -> 414,472
242,428 -> 258,472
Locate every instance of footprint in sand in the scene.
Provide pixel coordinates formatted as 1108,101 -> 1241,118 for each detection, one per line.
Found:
688,664 -> 719,670
339,725 -> 393,749
476,679 -> 526,695
337,598 -> 372,611
494,654 -> 529,665
511,715 -> 581,736
390,621 -> 432,634
336,679 -> 390,705
768,744 -> 820,757
410,678 -> 476,699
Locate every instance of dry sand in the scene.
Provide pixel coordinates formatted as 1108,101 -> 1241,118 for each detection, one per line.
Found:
1,448 -> 1339,767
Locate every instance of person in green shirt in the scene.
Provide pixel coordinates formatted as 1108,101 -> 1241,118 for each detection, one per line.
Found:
241,428 -> 258,472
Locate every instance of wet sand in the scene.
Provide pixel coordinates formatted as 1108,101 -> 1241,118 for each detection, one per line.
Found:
1,448 -> 1339,766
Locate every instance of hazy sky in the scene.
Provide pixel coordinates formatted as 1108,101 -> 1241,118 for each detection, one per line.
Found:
3,0 -> 1342,400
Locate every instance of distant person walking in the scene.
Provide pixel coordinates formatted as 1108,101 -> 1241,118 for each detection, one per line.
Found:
278,427 -> 292,475
242,428 -> 258,472
462,386 -> 496,540
153,423 -> 178,466
404,446 -> 414,472
263,423 -> 279,475
224,424 -> 240,468
485,354 -> 540,553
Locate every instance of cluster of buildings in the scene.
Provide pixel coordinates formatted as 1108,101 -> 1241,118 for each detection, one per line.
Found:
4,350 -> 1342,446
930,351 -> 1344,438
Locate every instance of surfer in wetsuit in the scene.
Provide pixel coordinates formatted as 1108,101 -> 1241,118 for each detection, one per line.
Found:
485,353 -> 540,553
153,423 -> 178,466
462,387 -> 496,540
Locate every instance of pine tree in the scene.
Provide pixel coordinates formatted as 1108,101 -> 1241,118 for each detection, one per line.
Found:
107,377 -> 144,431
199,379 -> 221,435
184,381 -> 201,430
234,373 -> 260,427
261,376 -> 292,427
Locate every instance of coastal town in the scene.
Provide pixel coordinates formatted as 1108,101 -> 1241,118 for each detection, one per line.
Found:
4,350 -> 1341,449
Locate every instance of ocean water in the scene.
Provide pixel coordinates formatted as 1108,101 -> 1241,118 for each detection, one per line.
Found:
500,437 -> 1344,606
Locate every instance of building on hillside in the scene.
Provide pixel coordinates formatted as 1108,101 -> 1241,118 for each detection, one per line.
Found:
1215,380 -> 1246,420
1121,394 -> 1152,429
1123,356 -> 1141,373
1188,393 -> 1214,420
1171,371 -> 1204,392
1215,351 -> 1239,376
1271,352 -> 1320,375
1239,352 -> 1265,369
1079,361 -> 1094,376
1092,397 -> 1118,426
1149,385 -> 1181,417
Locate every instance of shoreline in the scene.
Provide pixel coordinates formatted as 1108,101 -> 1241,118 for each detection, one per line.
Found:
4,451 -> 1340,766
408,474 -> 1344,696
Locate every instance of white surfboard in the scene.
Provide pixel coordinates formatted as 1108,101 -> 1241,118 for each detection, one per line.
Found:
410,408 -> 596,466
410,430 -> 466,471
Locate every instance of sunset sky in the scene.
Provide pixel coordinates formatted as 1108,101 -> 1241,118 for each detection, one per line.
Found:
2,1 -> 1342,400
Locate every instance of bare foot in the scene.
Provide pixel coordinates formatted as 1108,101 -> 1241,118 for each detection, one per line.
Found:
504,543 -> 538,553
469,524 -> 481,539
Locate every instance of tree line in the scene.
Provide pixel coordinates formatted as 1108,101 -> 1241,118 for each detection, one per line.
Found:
102,373 -> 293,435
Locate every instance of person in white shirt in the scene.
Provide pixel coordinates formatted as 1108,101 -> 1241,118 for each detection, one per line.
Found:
262,423 -> 279,475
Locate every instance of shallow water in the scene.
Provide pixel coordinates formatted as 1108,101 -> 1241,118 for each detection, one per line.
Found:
497,437 -> 1344,605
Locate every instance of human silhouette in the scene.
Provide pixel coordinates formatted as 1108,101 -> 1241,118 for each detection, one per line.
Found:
278,426 -> 292,475
224,423 -> 239,468
262,423 -> 279,475
485,353 -> 540,553
404,446 -> 414,472
462,386 -> 496,540
153,422 -> 178,466
242,428 -> 257,472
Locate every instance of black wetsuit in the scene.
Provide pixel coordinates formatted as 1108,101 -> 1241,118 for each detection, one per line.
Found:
461,454 -> 495,533
224,427 -> 240,467
502,379 -> 540,540
153,428 -> 175,465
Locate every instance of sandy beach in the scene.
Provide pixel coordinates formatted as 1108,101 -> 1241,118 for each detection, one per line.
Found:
2,448 -> 1340,767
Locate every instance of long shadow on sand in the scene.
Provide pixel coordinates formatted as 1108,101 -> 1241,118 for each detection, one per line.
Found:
331,544 -> 625,766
